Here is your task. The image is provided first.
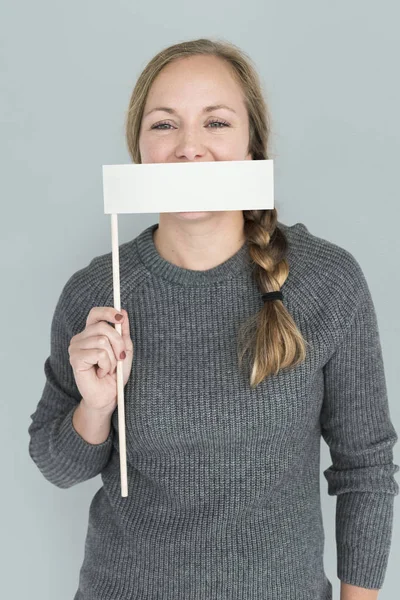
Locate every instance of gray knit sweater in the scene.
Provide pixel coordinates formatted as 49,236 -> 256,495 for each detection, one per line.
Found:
28,221 -> 399,600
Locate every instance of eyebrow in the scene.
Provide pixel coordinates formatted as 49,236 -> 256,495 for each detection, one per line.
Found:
143,104 -> 237,118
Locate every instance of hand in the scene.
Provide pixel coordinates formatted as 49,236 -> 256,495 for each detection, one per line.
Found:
68,307 -> 134,414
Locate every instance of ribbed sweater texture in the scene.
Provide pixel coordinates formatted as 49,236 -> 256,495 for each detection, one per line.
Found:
28,221 -> 399,600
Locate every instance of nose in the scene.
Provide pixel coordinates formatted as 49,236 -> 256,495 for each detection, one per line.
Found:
174,128 -> 208,161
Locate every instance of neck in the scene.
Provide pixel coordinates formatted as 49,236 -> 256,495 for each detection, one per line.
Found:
152,212 -> 247,271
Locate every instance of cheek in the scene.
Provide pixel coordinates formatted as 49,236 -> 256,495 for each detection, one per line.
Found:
139,135 -> 171,162
212,138 -> 250,161
212,130 -> 249,151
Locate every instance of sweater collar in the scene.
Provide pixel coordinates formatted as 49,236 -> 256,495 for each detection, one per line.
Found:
135,222 -> 255,286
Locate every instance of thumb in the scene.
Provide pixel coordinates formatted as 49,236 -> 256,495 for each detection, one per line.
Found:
118,308 -> 133,350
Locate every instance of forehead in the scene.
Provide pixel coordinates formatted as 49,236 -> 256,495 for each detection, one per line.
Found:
145,55 -> 244,104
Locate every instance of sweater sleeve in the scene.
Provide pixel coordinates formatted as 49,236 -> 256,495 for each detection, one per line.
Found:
320,259 -> 399,590
28,274 -> 115,489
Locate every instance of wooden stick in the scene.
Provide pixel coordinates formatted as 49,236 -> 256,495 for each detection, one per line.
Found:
110,213 -> 128,497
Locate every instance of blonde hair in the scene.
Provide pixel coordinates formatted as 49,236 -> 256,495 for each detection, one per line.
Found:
125,37 -> 308,388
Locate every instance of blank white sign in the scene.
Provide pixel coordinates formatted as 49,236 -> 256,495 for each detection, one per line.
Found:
102,159 -> 274,214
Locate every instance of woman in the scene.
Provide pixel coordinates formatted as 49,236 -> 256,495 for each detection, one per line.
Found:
28,38 -> 399,600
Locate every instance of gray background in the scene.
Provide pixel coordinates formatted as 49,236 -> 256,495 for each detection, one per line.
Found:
1,1 -> 399,598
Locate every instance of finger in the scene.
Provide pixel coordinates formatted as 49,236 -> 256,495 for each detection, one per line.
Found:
70,346 -> 112,378
85,306 -> 125,329
76,321 -> 127,361
114,309 -> 133,352
72,334 -> 117,375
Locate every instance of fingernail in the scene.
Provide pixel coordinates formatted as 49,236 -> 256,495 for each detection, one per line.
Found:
115,313 -> 123,321
120,351 -> 126,360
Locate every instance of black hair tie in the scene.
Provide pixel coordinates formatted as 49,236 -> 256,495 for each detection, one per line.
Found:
262,291 -> 283,302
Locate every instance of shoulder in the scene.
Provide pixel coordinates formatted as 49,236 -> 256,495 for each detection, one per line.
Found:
277,220 -> 372,332
278,222 -> 357,268
278,220 -> 360,275
53,231 -> 149,335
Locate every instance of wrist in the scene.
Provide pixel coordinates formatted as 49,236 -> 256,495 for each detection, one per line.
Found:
72,400 -> 114,445
80,398 -> 116,418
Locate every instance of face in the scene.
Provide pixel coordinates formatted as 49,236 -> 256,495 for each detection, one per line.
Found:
139,54 -> 252,163
138,54 -> 252,221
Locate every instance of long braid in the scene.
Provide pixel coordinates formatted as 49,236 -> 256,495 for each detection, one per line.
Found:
237,209 -> 309,387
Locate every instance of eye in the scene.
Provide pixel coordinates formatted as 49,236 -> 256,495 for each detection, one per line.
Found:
150,122 -> 174,130
150,119 -> 230,130
207,119 -> 230,128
